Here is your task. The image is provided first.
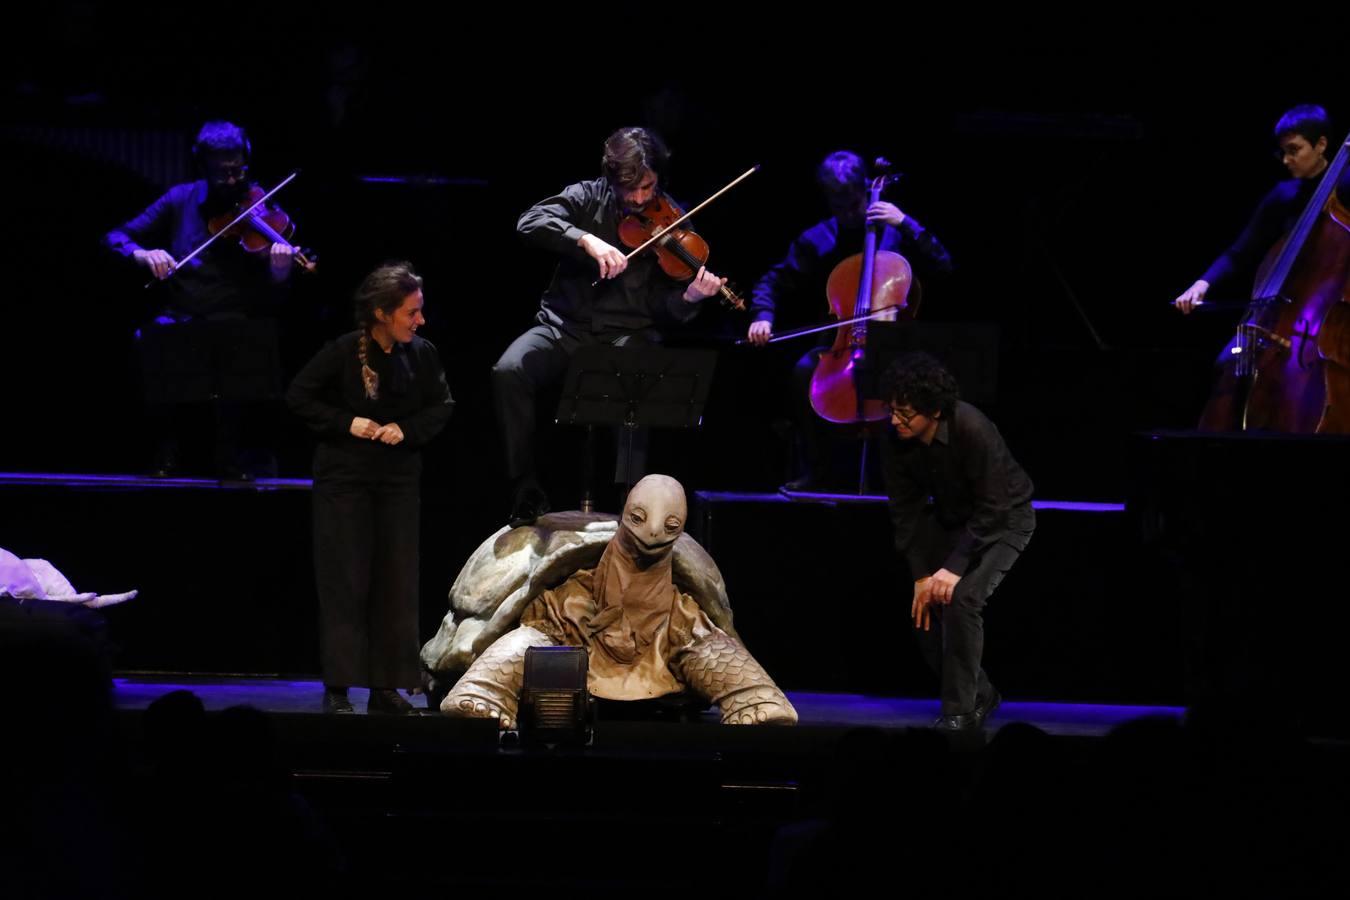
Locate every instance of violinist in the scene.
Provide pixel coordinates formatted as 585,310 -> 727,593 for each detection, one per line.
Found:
493,126 -> 726,526
105,120 -> 297,479
1173,105 -> 1349,318
746,151 -> 952,492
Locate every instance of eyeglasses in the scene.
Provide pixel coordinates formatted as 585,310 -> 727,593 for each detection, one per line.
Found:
887,406 -> 925,425
208,163 -> 249,182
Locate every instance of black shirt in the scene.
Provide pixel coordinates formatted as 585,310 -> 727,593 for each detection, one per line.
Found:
286,332 -> 453,471
517,178 -> 703,335
1201,166 -> 1350,289
880,400 -> 1034,577
105,180 -> 286,319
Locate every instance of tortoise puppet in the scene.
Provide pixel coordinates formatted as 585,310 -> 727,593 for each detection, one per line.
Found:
434,475 -> 797,727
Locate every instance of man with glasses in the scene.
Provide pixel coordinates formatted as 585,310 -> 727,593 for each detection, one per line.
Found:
106,121 -> 296,479
879,352 -> 1034,732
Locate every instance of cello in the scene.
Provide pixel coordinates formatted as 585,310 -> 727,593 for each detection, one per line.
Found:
809,159 -> 921,423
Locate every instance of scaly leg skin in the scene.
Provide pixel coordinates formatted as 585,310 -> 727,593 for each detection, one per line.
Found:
440,626 -> 555,729
675,631 -> 798,725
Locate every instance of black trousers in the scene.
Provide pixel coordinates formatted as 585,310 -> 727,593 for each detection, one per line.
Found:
312,460 -> 421,689
492,319 -> 659,487
791,347 -> 827,480
910,508 -> 1034,715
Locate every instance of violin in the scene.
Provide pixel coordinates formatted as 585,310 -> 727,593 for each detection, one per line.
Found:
207,183 -> 317,273
145,172 -> 313,288
617,193 -> 745,310
596,165 -> 759,308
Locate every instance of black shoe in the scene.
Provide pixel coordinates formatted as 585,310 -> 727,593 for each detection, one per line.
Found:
322,687 -> 354,715
974,687 -> 1002,726
933,689 -> 1002,733
933,712 -> 983,732
148,449 -> 179,479
508,482 -> 551,528
251,453 -> 278,479
368,689 -> 414,715
780,475 -> 824,494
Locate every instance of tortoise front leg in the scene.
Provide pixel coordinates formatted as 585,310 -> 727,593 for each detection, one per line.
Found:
441,625 -> 556,729
673,631 -> 798,725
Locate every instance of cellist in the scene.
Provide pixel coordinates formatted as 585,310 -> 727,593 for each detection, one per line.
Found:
746,151 -> 952,492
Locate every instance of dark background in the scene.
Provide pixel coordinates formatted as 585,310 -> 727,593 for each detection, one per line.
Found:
2,11 -> 1342,694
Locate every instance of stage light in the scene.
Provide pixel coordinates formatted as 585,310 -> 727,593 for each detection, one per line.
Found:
519,646 -> 593,747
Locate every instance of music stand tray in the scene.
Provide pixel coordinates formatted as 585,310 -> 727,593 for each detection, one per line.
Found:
555,345 -> 717,506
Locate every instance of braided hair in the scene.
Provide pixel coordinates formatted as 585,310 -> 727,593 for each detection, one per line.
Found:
353,262 -> 423,400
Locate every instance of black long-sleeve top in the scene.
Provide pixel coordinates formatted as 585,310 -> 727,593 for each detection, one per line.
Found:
880,400 -> 1034,577
105,180 -> 286,319
286,332 -> 453,475
750,216 -> 954,328
1201,166 -> 1350,289
517,178 -> 703,335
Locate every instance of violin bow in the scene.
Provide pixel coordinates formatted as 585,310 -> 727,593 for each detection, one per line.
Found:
619,164 -> 760,261
145,170 -> 300,288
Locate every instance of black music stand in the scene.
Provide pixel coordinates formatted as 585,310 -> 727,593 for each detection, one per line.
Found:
555,345 -> 717,511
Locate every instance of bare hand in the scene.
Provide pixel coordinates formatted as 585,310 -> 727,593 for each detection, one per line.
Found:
912,577 -> 933,631
269,242 -> 295,268
134,248 -> 178,280
350,416 -> 380,439
372,422 -> 404,445
929,568 -> 961,605
866,201 -> 907,228
747,320 -> 773,346
1174,279 -> 1209,315
579,233 -> 628,279
683,266 -> 727,303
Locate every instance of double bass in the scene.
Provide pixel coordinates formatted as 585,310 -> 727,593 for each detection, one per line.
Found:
1198,133 -> 1350,433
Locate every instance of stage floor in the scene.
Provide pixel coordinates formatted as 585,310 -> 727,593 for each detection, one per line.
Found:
112,674 -> 1181,738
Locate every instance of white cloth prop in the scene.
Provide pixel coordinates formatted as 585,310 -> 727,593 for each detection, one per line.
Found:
0,547 -> 137,609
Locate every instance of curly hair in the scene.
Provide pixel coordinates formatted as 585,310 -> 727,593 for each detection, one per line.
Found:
193,121 -> 250,159
879,352 -> 960,418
